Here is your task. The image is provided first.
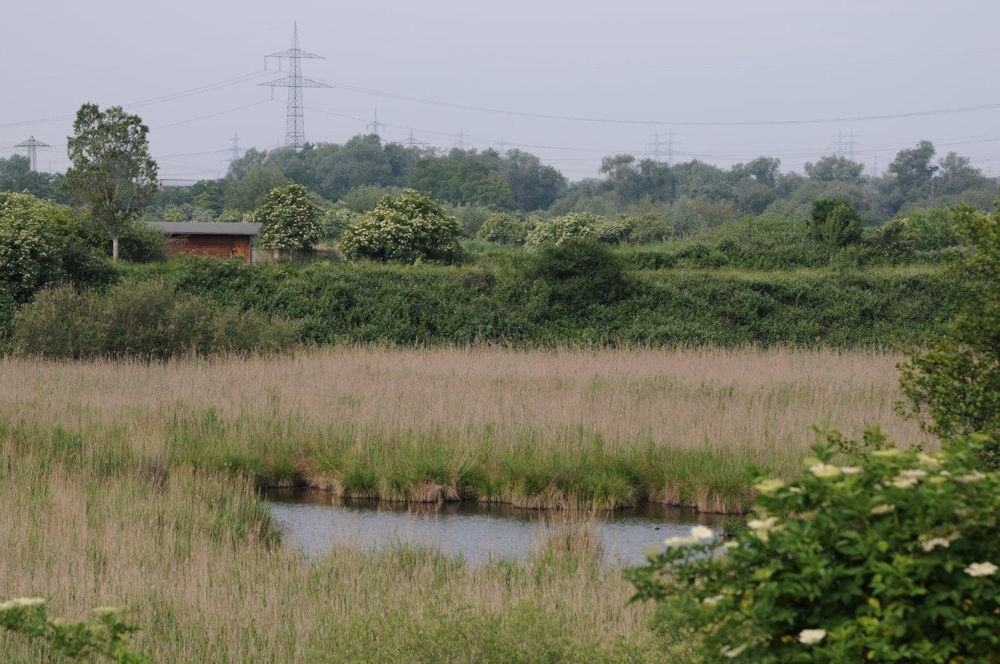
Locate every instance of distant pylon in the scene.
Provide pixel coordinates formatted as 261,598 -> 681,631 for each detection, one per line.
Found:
648,129 -> 674,163
405,128 -> 428,148
260,22 -> 330,150
14,136 -> 50,171
228,133 -> 241,163
456,130 -> 466,149
366,109 -> 384,138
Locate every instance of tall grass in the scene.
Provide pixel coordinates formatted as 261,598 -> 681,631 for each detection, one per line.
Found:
0,347 -> 929,512
0,428 -> 652,663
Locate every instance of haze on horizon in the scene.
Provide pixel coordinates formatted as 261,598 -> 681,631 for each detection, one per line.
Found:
1,0 -> 997,182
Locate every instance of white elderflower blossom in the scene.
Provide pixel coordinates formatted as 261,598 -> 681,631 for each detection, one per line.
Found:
840,466 -> 862,475
690,525 -> 714,540
869,504 -> 896,515
954,472 -> 986,484
809,463 -> 841,479
965,562 -> 998,577
720,643 -> 748,658
664,535 -> 699,547
798,628 -> 827,645
920,538 -> 950,551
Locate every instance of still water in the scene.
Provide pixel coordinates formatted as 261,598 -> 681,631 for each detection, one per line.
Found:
266,491 -> 724,565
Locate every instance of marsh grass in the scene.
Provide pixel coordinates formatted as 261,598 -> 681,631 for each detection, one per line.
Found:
0,347 -> 927,513
0,430 -> 654,663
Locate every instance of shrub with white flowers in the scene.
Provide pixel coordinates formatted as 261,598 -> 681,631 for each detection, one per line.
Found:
251,184 -> 323,254
626,432 -> 1000,663
523,212 -> 601,250
339,188 -> 463,264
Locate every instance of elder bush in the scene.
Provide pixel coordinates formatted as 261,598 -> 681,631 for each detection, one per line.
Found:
627,433 -> 1000,663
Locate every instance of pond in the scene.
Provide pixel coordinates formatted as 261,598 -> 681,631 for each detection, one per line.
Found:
266,490 -> 725,565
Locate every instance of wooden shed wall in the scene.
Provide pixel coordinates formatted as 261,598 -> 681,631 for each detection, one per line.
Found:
165,235 -> 252,263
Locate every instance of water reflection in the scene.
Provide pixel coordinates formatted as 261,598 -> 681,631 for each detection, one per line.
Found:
266,490 -> 725,565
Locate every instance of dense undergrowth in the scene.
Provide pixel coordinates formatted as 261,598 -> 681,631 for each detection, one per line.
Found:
92,255 -> 948,349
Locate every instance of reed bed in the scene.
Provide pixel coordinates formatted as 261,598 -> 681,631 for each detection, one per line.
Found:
0,347 -> 928,512
0,434 -> 652,663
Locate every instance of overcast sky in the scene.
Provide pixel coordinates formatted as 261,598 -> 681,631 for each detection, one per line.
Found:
2,0 -> 998,182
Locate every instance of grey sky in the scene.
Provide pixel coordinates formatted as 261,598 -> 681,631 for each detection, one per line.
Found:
2,0 -> 998,182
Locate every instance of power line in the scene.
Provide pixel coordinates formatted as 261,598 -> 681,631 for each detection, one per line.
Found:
13,136 -> 50,171
320,78 -> 1000,127
259,22 -> 331,150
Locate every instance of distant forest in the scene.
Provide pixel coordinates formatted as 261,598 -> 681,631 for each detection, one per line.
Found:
2,134 -> 996,239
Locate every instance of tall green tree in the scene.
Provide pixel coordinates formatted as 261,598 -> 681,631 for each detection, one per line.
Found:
65,104 -> 158,262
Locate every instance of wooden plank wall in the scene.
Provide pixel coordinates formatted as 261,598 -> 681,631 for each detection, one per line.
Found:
165,235 -> 252,264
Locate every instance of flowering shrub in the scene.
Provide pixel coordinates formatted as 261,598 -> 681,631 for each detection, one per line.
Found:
251,184 -> 323,252
476,212 -> 529,245
626,434 -> 1000,662
0,598 -> 148,662
523,212 -> 601,249
339,189 -> 463,264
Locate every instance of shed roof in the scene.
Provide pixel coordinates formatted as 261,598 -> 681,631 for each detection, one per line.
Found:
147,221 -> 262,236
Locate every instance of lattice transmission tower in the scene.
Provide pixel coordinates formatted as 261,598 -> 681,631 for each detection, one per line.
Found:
260,22 -> 330,150
14,136 -> 50,171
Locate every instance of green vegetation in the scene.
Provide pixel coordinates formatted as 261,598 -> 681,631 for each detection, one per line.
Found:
899,204 -> 1000,464
65,104 -> 158,262
0,600 -> 147,663
339,188 -> 464,263
13,280 -> 297,359
251,183 -> 323,256
0,417 -> 664,663
627,434 -> 1000,662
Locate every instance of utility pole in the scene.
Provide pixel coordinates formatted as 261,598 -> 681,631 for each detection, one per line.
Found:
260,22 -> 330,150
366,109 -> 384,139
228,133 -> 241,163
404,128 -> 428,149
14,136 -> 50,171
456,129 -> 466,150
647,129 -> 675,163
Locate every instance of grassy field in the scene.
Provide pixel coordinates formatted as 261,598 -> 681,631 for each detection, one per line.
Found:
0,347 -> 931,661
0,347 -> 928,513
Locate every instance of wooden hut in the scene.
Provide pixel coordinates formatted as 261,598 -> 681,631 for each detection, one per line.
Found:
147,222 -> 262,264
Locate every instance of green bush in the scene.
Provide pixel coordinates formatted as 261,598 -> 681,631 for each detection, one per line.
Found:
251,184 -> 323,253
529,238 -> 631,306
476,212 -> 529,245
339,188 -> 463,264
524,212 -> 601,249
593,216 -> 635,244
811,199 -> 862,249
627,434 -> 1000,663
13,280 -> 298,359
899,205 -> 1000,463
0,192 -> 111,302
0,598 -> 148,663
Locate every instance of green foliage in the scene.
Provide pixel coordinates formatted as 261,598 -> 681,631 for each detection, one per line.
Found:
135,255 -> 945,348
0,598 -> 148,662
530,238 -> 631,306
524,212 -> 601,249
627,435 -> 1000,663
476,212 -> 529,245
339,188 -> 464,264
64,104 -> 158,260
899,205 -> 1000,461
0,192 -> 111,302
811,199 -> 862,249
251,184 -> 323,252
593,216 -> 635,244
13,280 -> 298,359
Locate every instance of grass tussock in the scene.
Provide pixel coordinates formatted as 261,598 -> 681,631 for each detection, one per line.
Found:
0,347 -> 928,513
